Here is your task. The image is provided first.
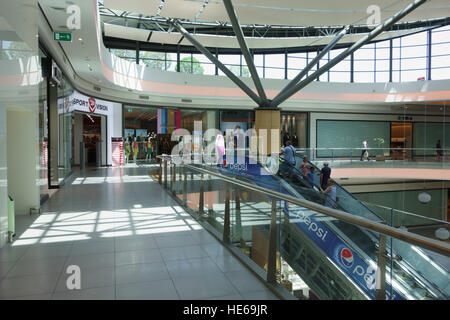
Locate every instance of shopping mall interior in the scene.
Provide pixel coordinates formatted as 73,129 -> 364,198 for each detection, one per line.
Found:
0,0 -> 449,304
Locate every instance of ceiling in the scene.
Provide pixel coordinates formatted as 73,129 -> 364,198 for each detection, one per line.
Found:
103,0 -> 450,27
100,0 -> 450,51
36,0 -> 450,108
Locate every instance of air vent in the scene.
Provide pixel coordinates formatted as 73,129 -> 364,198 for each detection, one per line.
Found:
93,85 -> 101,92
139,95 -> 149,100
181,98 -> 192,103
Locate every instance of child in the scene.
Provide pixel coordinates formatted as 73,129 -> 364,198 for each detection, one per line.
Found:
307,166 -> 315,188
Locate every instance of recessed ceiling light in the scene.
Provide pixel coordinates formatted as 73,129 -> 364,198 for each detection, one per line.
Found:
78,37 -> 83,41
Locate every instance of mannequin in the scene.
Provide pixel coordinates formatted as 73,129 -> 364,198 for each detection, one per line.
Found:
124,140 -> 131,164
132,137 -> 138,162
215,133 -> 225,165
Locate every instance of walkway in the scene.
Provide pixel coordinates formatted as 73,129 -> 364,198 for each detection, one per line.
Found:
0,166 -> 278,300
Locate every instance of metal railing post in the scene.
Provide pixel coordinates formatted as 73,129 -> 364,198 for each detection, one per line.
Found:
199,172 -> 205,216
267,198 -> 278,283
223,182 -> 231,243
233,187 -> 242,243
376,233 -> 387,300
172,163 -> 176,195
183,166 -> 187,204
164,158 -> 168,189
158,159 -> 162,184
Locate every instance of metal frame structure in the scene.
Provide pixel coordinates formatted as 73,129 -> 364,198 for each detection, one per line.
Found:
102,0 -> 429,108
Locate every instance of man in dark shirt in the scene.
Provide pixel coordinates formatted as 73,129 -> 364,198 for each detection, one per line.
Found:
320,162 -> 331,191
282,132 -> 290,147
292,133 -> 299,147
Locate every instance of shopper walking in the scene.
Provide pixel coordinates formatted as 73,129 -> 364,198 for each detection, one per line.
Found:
360,139 -> 368,161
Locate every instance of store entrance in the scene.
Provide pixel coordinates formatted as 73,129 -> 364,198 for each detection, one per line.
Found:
390,122 -> 412,160
73,112 -> 105,167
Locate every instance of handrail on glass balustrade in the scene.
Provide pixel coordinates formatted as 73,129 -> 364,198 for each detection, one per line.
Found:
156,155 -> 450,257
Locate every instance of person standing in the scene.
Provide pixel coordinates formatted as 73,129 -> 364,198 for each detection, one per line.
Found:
280,140 -> 296,179
320,162 -> 331,190
360,139 -> 368,161
321,179 -> 337,208
282,131 -> 290,147
292,133 -> 299,148
300,156 -> 310,180
307,166 -> 316,188
436,139 -> 443,161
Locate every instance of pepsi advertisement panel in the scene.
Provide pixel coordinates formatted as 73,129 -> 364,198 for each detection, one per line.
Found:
284,202 -> 404,300
219,156 -> 405,300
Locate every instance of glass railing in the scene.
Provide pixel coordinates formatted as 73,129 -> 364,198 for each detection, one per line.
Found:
280,154 -> 450,299
295,147 -> 450,169
156,155 -> 450,300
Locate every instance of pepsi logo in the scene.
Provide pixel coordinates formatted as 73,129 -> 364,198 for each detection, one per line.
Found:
88,97 -> 96,113
340,247 -> 354,268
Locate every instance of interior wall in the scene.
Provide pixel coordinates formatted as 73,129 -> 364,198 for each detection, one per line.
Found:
0,102 -> 7,247
6,110 -> 39,215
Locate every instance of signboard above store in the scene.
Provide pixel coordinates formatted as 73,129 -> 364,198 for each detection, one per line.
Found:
58,91 -> 113,116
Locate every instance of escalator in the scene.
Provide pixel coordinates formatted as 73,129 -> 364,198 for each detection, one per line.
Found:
204,154 -> 450,300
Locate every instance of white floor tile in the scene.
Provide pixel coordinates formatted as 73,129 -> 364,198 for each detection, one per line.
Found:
6,256 -> 66,278
115,262 -> 170,285
154,234 -> 198,248
19,244 -> 72,261
0,273 -> 59,299
160,245 -> 209,262
51,286 -> 115,300
242,289 -> 279,300
64,252 -> 115,270
54,266 -> 115,292
70,239 -> 114,256
115,237 -> 158,252
171,273 -> 240,300
115,249 -> 163,266
165,257 -> 223,279
116,279 -> 179,300
224,270 -> 268,294
0,246 -> 28,263
212,254 -> 249,273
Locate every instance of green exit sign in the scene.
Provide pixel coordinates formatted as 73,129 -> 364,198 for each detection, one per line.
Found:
54,31 -> 72,42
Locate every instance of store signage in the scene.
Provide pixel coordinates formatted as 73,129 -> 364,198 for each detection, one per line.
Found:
89,98 -> 96,113
58,91 -> 113,116
54,31 -> 72,42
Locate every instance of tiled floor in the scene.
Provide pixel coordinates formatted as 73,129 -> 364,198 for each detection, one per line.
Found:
0,166 -> 278,300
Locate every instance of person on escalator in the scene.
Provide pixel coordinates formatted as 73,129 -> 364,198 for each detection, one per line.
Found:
321,179 -> 337,208
307,166 -> 315,188
320,162 -> 331,190
300,156 -> 310,180
280,140 -> 296,179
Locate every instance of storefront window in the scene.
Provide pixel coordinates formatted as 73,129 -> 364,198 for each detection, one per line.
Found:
281,113 -> 308,148
56,74 -> 73,183
38,48 -> 49,200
